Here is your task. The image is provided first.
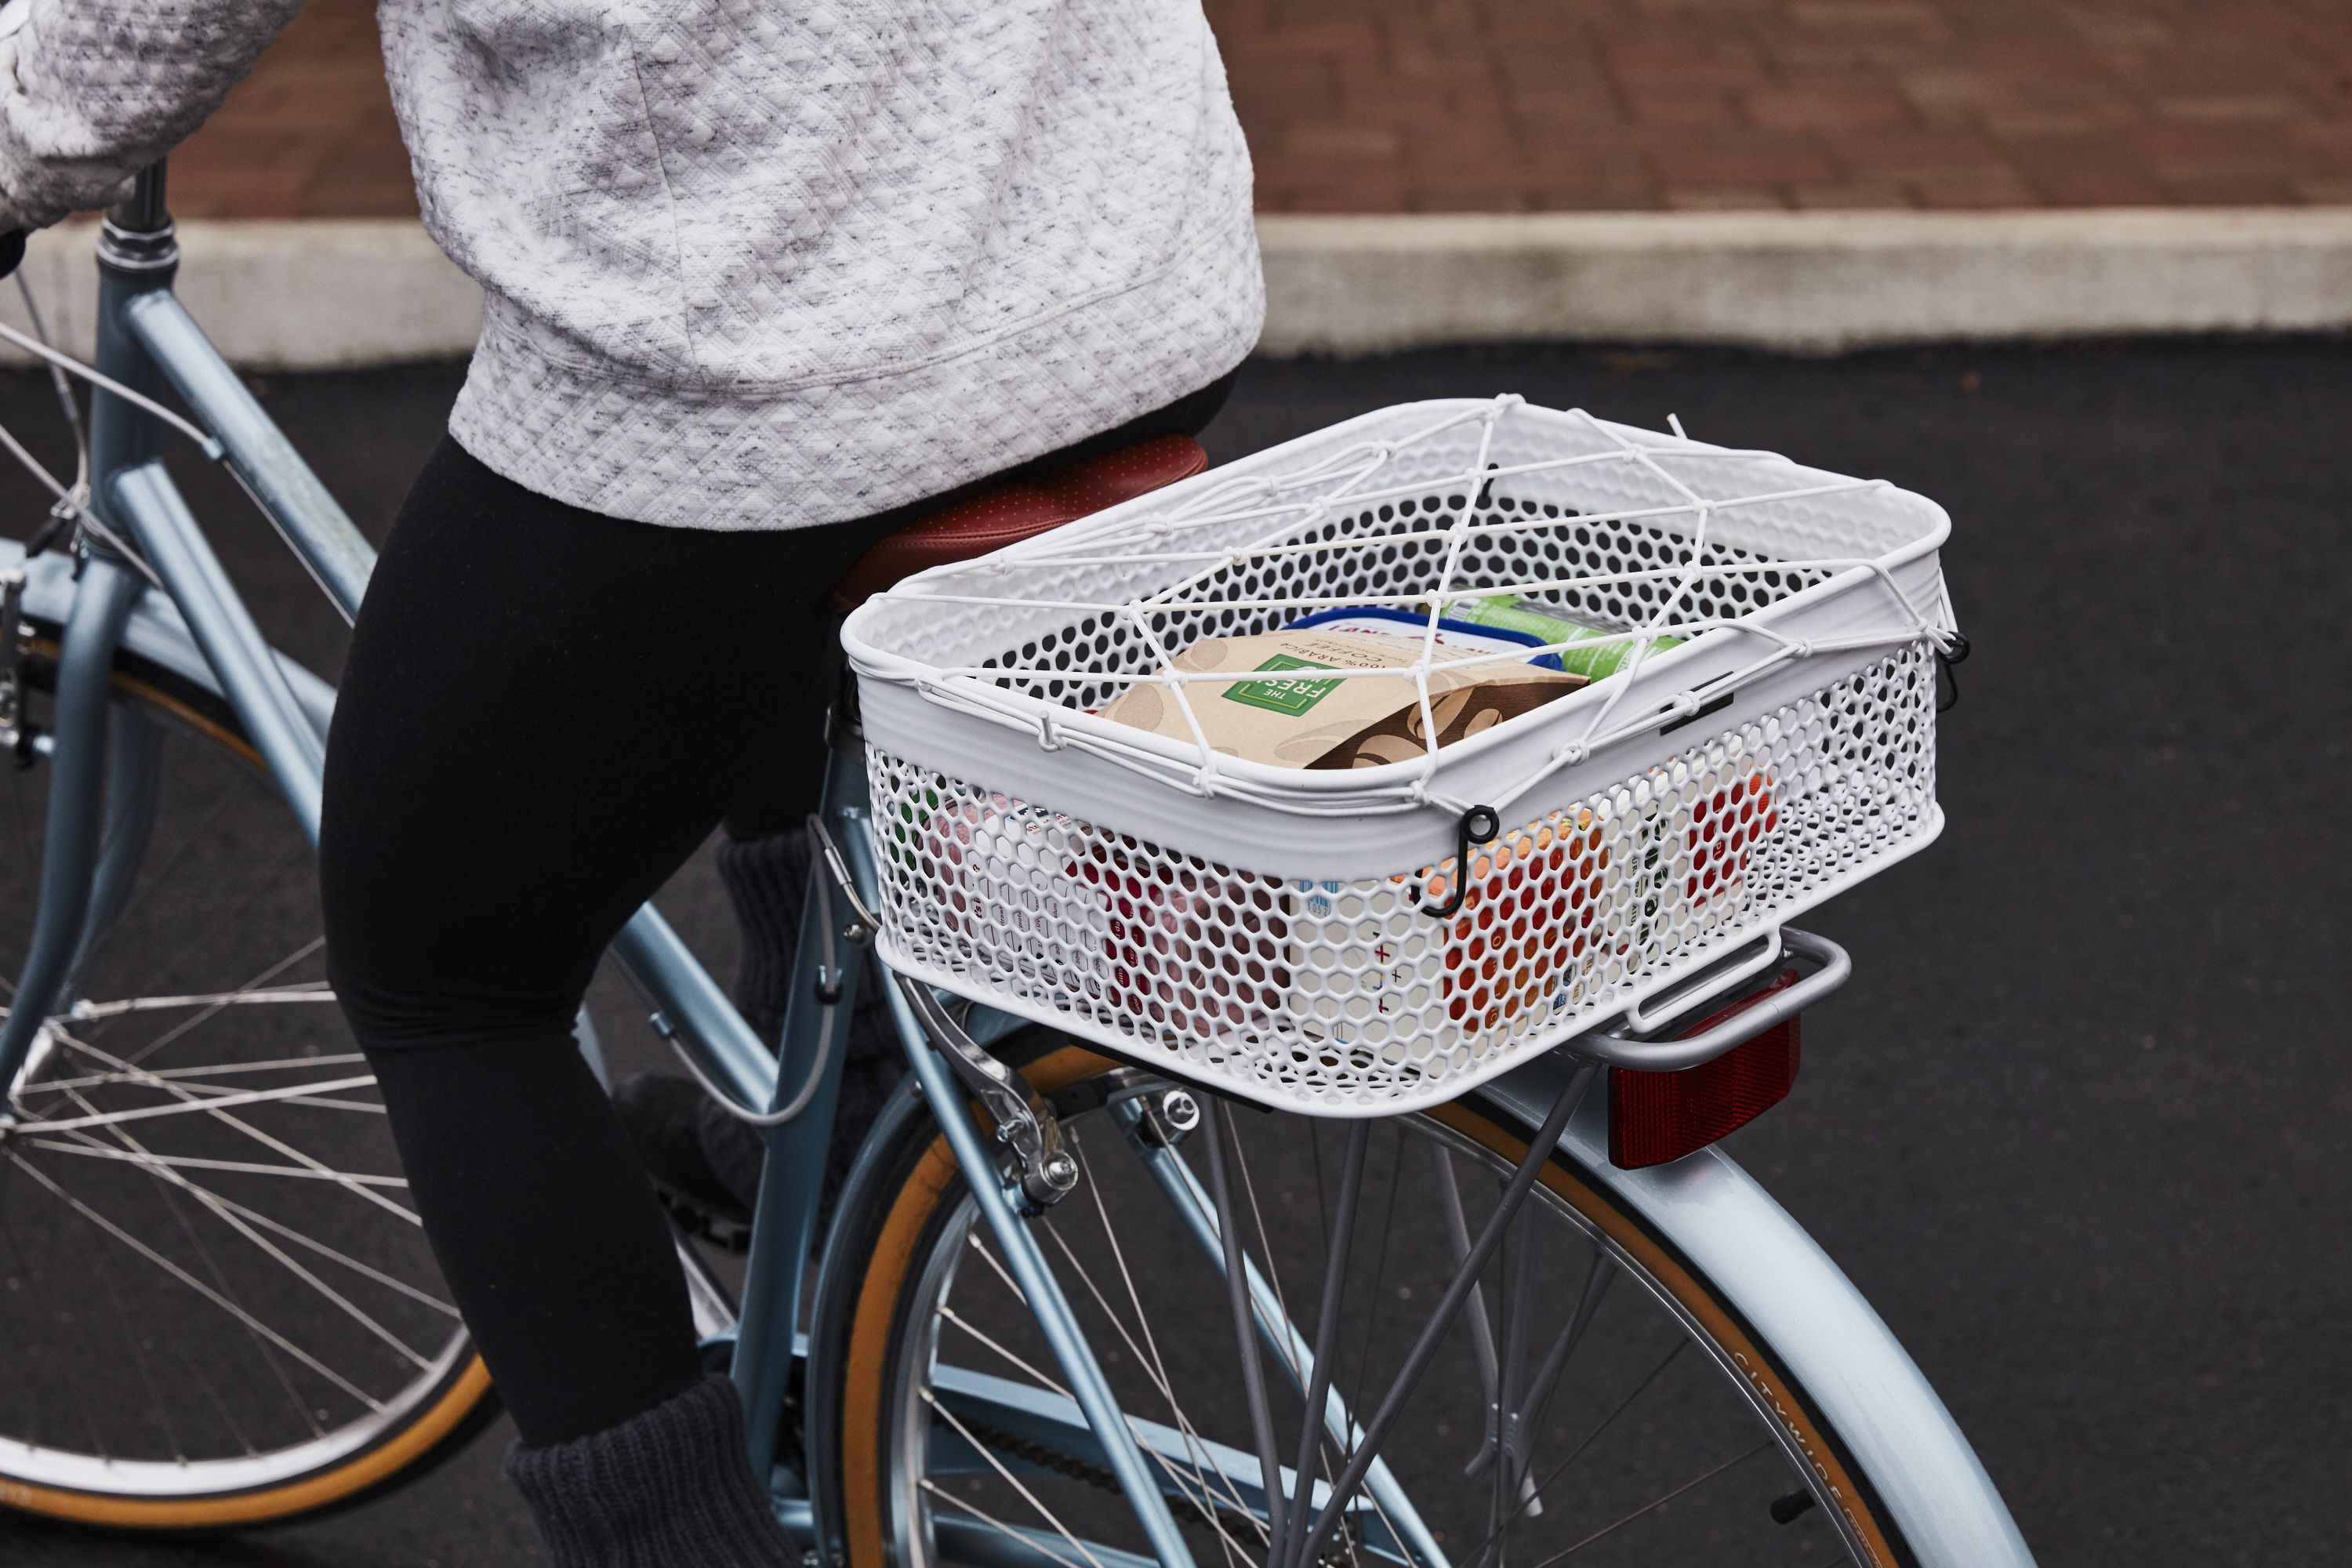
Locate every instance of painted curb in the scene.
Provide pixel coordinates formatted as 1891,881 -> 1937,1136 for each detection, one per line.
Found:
3,209 -> 2350,369
0,219 -> 482,370
1255,208 -> 2352,354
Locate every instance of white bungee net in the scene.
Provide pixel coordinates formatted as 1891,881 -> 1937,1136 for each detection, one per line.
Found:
850,397 -> 1955,1112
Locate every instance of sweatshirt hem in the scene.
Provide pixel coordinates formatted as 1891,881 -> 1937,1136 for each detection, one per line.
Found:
448,207 -> 1264,532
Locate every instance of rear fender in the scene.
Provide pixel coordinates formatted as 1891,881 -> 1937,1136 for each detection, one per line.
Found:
1479,1052 -> 2034,1568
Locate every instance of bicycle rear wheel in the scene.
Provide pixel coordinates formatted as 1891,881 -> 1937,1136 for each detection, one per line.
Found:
0,615 -> 493,1530
814,1039 -> 1914,1568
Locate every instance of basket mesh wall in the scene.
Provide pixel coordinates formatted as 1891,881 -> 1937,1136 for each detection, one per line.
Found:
869,643 -> 1936,1110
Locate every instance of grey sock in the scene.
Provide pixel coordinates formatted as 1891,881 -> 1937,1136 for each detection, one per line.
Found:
506,1375 -> 795,1567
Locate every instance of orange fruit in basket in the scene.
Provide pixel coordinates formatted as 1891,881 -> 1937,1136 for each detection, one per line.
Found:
1441,807 -> 1609,1036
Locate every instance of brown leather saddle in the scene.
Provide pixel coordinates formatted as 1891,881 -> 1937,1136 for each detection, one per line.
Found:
826,433 -> 1208,610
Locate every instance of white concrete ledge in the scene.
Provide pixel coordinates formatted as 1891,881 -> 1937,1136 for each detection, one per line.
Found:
1258,208 -> 2352,354
2,209 -> 2350,369
0,219 -> 483,369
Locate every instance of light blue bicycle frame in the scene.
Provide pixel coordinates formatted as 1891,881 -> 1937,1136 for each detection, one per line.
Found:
0,172 -> 2034,1568
0,173 -> 1240,1566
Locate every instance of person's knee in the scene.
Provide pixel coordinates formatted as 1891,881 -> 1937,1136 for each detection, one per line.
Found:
325,933 -> 591,1057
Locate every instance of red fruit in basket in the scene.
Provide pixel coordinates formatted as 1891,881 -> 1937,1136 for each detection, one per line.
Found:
1686,767 -> 1777,909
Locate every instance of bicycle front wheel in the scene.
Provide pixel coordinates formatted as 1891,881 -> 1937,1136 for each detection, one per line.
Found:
814,1038 -> 1916,1568
0,614 -> 492,1531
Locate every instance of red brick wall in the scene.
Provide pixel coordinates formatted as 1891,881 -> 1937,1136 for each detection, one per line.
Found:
168,0 -> 2352,219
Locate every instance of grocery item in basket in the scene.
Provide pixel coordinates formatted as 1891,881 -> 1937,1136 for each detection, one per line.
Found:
1446,594 -> 1683,682
1284,604 -> 1566,670
1288,805 -> 1616,1064
1436,805 -> 1614,1036
1683,761 -> 1777,931
1098,629 -> 1584,770
920,793 -> 1062,944
1621,757 -> 1780,960
898,790 -> 1120,1006
1076,836 -> 1290,1045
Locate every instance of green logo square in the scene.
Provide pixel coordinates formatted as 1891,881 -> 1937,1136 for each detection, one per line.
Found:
1223,654 -> 1341,716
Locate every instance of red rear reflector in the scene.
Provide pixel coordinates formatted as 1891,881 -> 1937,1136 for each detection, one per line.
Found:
1609,971 -> 1802,1170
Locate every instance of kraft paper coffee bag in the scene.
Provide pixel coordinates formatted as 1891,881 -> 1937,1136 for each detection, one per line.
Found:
1099,629 -> 1584,770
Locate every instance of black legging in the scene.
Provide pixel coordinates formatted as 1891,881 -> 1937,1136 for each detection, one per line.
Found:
319,376 -> 1233,1447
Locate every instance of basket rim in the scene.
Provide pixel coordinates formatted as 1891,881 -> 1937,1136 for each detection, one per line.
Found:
842,397 -> 1952,804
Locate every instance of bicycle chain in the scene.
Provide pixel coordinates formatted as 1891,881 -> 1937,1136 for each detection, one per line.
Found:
960,1418 -> 1220,1532
957,1419 -> 1363,1564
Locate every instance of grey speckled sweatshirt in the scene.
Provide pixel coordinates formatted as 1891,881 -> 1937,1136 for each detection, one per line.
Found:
0,1 -> 1262,530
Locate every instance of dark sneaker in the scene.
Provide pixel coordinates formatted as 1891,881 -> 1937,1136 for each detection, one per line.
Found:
614,1073 -> 764,1251
615,1048 -> 907,1252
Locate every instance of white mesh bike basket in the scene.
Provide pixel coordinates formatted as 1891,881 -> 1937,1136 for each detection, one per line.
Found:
842,398 -> 1952,1114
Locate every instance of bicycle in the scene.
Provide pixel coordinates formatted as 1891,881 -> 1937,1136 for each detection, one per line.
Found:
0,165 -> 2032,1568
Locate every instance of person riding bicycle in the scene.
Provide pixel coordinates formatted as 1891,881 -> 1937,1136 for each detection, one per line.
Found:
0,2 -> 1260,1562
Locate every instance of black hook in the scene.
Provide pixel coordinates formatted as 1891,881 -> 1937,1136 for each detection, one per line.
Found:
1419,804 -> 1501,920
1934,631 -> 1970,713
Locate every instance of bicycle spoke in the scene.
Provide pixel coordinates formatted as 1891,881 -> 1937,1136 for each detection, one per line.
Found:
23,1073 -> 379,1132
1227,1117 -> 1300,1382
1507,1248 -> 1614,1486
0,1160 -> 64,1446
66,985 -> 337,1022
50,1029 -> 419,1223
1278,1118 -> 1368,1568
920,1478 -> 1102,1568
106,845 -> 318,1042
76,1143 -> 448,1314
1467,1338 -> 1693,1566
121,931 -> 326,1069
83,1185 -> 188,1461
56,1105 -> 433,1372
1200,1100 -> 1286,1552
922,1385 -> 1111,1568
84,767 -> 241,964
3,1150 -> 382,1412
20,1139 -> 408,1187
1069,1128 -> 1267,1546
1484,1226 -> 1518,1559
60,1094 -> 330,1443
28,1045 -> 367,1093
942,1305 -> 1074,1402
1430,1142 -> 1502,1476
1346,1124 -> 1403,1477
1516,1441 -> 1773,1568
1037,1215 -> 1262,1558
968,1229 -> 1032,1307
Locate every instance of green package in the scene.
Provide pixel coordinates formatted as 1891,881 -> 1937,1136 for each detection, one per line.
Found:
1447,594 -> 1682,681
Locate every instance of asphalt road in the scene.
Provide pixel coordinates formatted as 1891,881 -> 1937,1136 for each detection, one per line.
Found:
0,338 -> 2346,1566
